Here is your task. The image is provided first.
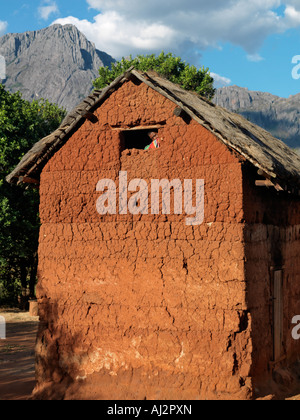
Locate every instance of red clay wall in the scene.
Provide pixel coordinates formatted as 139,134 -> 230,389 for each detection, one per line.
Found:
33,80 -> 253,400
243,165 -> 300,393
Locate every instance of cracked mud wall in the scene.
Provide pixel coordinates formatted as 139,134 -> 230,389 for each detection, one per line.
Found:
33,80 -> 253,400
243,165 -> 300,393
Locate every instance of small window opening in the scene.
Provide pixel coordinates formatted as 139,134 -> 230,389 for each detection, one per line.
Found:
121,129 -> 160,151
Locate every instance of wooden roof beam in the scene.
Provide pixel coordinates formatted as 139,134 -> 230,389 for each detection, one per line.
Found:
17,176 -> 40,186
255,178 -> 284,192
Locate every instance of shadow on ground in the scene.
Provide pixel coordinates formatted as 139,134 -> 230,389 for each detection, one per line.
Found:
0,310 -> 39,400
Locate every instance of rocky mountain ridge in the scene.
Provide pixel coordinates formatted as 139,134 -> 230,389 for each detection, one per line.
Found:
213,85 -> 300,150
0,24 -> 299,151
0,24 -> 114,110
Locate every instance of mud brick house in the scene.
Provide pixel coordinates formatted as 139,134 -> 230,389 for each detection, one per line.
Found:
7,68 -> 300,400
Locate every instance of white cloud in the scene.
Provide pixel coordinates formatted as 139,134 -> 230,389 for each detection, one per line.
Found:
0,21 -> 8,36
53,1 -> 300,60
38,1 -> 59,21
247,53 -> 265,62
211,72 -> 232,88
285,5 -> 300,24
54,12 -> 177,58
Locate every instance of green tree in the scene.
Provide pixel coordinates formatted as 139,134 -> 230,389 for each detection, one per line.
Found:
0,85 -> 65,306
93,52 -> 215,99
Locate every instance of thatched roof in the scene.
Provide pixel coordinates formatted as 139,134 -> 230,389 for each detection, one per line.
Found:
6,68 -> 300,196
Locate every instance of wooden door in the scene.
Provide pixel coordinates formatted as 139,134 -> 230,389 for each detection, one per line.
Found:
273,270 -> 284,362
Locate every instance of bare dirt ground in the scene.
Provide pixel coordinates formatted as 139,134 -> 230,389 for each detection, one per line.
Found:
0,308 -> 39,400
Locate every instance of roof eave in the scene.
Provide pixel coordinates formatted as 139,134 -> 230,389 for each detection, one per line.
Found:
6,67 -> 300,196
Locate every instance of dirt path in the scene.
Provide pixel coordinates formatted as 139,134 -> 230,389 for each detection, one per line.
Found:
0,309 -> 39,400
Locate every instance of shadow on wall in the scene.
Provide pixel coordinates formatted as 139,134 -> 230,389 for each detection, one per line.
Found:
30,292 -> 150,400
31,291 -> 86,400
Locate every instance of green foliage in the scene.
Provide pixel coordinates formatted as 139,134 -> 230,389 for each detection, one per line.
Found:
93,52 -> 216,99
0,84 -> 65,305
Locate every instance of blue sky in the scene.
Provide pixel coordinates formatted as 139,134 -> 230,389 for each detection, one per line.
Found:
1,0 -> 300,97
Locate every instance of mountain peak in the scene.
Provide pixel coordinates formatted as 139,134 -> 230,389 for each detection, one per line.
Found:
0,25 -> 115,110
